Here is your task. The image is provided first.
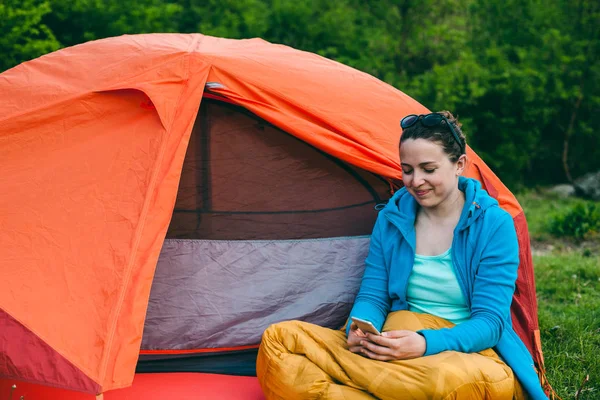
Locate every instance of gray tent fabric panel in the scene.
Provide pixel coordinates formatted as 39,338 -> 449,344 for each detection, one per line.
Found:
141,236 -> 370,350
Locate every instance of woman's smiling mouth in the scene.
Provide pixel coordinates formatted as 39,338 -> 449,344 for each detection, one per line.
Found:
414,189 -> 431,197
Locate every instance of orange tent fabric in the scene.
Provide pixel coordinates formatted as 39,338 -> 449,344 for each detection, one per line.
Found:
0,34 -> 543,394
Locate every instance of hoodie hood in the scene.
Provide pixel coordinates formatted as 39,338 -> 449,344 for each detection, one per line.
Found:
381,177 -> 499,235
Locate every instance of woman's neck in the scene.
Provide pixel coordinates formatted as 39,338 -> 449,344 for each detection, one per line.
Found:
419,188 -> 465,224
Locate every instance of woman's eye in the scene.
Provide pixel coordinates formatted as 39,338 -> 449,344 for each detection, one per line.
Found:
402,169 -> 413,175
424,169 -> 436,174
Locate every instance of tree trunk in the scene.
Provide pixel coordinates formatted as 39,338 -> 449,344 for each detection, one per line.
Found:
562,91 -> 583,183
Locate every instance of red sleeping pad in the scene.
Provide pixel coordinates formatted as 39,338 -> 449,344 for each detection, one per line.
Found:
0,373 -> 265,400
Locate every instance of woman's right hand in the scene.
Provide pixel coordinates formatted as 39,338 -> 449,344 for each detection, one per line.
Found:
347,322 -> 369,354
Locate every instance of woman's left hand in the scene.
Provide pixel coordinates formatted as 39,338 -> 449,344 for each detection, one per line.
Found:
359,330 -> 426,361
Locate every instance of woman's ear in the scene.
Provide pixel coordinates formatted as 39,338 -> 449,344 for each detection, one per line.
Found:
456,154 -> 467,176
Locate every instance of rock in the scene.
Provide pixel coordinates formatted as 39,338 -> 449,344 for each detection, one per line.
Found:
548,184 -> 575,197
574,170 -> 600,201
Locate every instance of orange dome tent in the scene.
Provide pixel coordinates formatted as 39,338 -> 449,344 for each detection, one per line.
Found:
0,34 -> 548,398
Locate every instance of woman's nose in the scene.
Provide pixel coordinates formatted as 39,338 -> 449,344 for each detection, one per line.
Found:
412,171 -> 425,186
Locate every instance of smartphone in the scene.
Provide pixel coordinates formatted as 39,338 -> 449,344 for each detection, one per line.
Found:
351,317 -> 381,335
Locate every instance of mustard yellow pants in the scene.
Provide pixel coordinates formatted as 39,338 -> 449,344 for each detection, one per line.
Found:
256,311 -> 525,399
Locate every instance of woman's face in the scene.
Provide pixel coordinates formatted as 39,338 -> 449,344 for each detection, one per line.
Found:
399,138 -> 465,209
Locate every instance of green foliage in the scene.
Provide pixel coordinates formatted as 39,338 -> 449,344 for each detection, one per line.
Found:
550,203 -> 600,241
519,190 -> 575,242
44,0 -> 182,46
411,0 -> 600,188
0,0 -> 60,72
519,189 -> 600,243
1,0 -> 599,189
179,0 -> 270,38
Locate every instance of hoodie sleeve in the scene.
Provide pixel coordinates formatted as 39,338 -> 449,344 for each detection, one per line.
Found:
418,210 -> 519,355
346,214 -> 391,336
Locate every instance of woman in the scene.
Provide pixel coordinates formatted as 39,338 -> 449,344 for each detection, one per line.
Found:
257,112 -> 547,399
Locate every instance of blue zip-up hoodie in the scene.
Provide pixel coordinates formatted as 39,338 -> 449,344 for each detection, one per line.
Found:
347,177 -> 547,399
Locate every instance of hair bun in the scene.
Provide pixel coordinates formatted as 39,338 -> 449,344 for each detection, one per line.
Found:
437,110 -> 464,133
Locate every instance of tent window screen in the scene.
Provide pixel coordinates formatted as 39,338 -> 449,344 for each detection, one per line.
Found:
166,99 -> 391,240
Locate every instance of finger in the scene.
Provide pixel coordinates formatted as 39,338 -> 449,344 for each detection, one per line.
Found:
350,323 -> 366,337
365,333 -> 393,346
348,346 -> 364,353
349,331 -> 367,344
349,334 -> 372,346
361,347 -> 393,361
365,333 -> 401,348
360,339 -> 392,356
354,328 -> 367,337
348,324 -> 365,336
381,330 -> 413,338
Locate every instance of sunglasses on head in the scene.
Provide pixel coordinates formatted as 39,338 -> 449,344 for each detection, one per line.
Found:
400,113 -> 465,155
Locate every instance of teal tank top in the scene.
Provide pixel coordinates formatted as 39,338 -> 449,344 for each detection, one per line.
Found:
406,247 -> 470,324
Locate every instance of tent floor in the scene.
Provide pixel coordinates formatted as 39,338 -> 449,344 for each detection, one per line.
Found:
1,373 -> 265,400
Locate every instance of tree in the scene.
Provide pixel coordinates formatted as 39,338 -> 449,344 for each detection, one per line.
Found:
43,0 -> 182,47
0,0 -> 60,72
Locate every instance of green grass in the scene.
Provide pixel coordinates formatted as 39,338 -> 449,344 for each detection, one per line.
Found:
517,190 -> 600,399
519,189 -> 599,245
535,253 -> 600,399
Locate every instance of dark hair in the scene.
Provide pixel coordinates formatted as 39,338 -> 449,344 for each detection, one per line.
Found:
399,111 -> 466,163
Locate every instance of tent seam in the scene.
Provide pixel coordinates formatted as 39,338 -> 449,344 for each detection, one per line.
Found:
97,51 -> 193,389
163,236 -> 371,244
